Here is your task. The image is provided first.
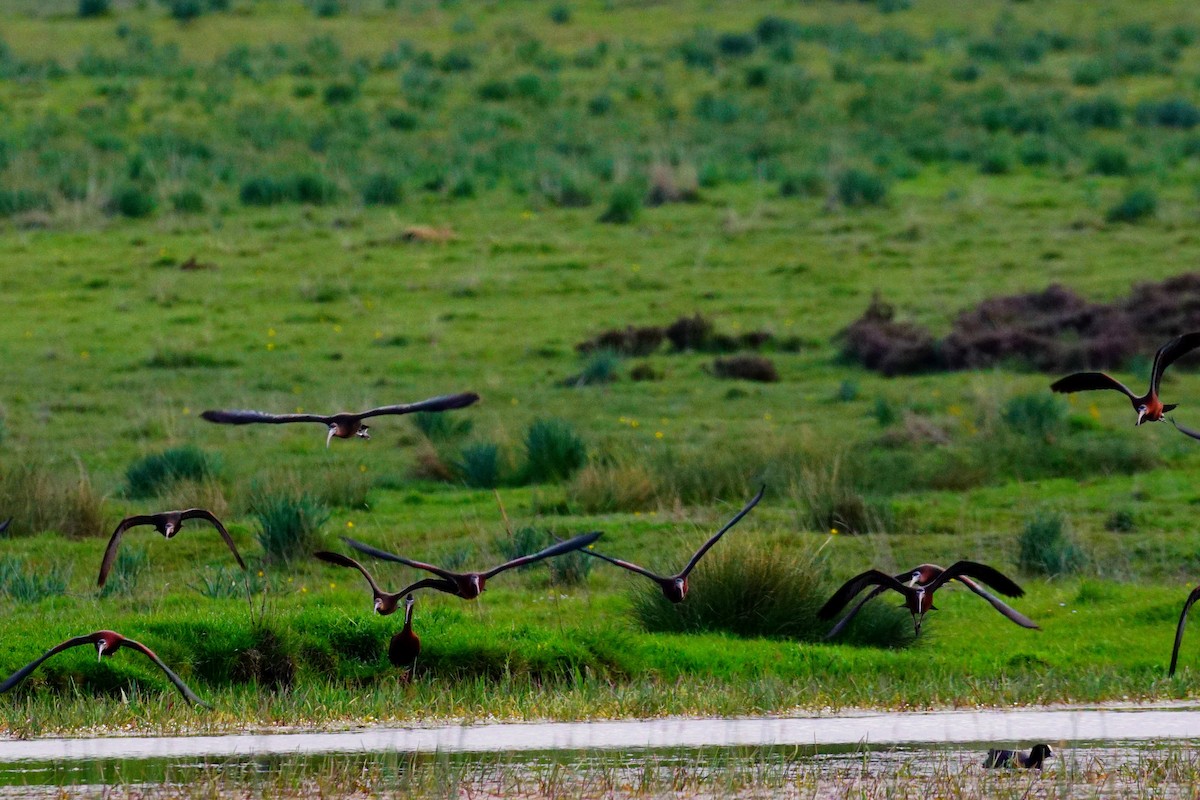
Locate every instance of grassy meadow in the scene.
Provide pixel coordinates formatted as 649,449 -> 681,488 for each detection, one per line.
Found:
4,0 -> 1200,736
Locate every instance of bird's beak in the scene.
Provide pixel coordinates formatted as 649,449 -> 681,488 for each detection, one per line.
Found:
326,427 -> 336,448
1136,408 -> 1147,426
913,615 -> 923,636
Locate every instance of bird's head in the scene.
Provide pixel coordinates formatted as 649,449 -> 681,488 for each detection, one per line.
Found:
375,595 -> 398,615
163,521 -> 178,538
356,425 -> 371,441
1136,404 -> 1148,425
470,574 -> 482,594
907,569 -> 922,587
1028,744 -> 1053,767
95,639 -> 109,660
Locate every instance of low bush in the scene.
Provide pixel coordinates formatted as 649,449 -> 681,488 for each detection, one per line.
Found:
793,456 -> 891,534
126,446 -> 217,498
836,295 -> 942,375
568,460 -> 659,513
361,173 -> 403,205
108,185 -> 156,218
455,442 -> 503,489
1001,393 -> 1067,439
494,526 -> 545,563
576,325 -> 664,357
522,419 -> 586,484
836,168 -> 887,207
566,350 -> 621,387
1090,146 -> 1130,176
711,355 -> 779,382
1106,188 -> 1157,223
1018,511 -> 1084,577
170,189 -> 206,213
251,490 -> 329,564
78,0 -> 110,17
665,314 -> 713,351
412,411 -> 473,441
598,184 -> 641,224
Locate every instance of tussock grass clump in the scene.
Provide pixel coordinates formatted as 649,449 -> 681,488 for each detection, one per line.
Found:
1019,511 -> 1085,577
633,542 -> 912,648
455,442 -> 503,489
316,465 -> 371,509
251,489 -> 329,564
598,183 -> 641,224
0,460 -> 106,538
0,557 -> 70,603
569,460 -> 658,513
99,547 -> 148,598
193,565 -> 264,599
412,410 -> 473,442
566,350 -> 621,387
125,445 -> 217,498
1106,188 -> 1157,223
143,349 -> 233,369
522,419 -> 586,484
1001,393 -> 1067,439
793,456 -> 891,534
836,168 -> 887,207
494,526 -> 546,563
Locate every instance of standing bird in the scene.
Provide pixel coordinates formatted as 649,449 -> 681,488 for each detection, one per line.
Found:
201,392 -> 480,447
1168,585 -> 1200,677
819,561 -> 1038,637
983,744 -> 1053,769
578,486 -> 765,603
389,594 -> 421,674
1050,332 -> 1200,425
313,551 -> 445,615
0,630 -> 209,707
343,530 -> 603,600
98,509 -> 245,588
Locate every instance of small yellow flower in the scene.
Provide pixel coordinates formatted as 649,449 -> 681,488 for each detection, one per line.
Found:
359,464 -> 367,473
763,413 -> 772,421
830,527 -> 839,535
510,397 -> 518,406
182,407 -> 190,415
268,328 -> 276,337
948,404 -> 963,417
631,420 -> 639,428
333,324 -> 342,333
655,431 -> 664,439
257,571 -> 265,577
521,211 -> 534,220
301,586 -> 308,593
631,263 -> 641,272
1088,403 -> 1101,420
346,521 -> 355,528
266,342 -> 275,351
329,583 -> 336,589
80,350 -> 90,359
374,331 -> 383,339
295,407 -> 303,413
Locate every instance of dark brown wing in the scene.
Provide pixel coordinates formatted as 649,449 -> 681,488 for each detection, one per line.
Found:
926,561 -> 1025,597
1171,418 -> 1200,441
679,486 -> 765,578
483,530 -> 603,578
358,392 -> 480,419
179,509 -> 246,571
1049,372 -> 1136,400
396,577 -> 459,596
200,409 -> 331,425
1152,332 -> 1200,395
0,634 -> 101,694
120,637 -> 210,708
315,551 -> 383,595
819,570 -> 912,620
341,537 -> 460,582
98,515 -> 159,588
1170,585 -> 1200,677
823,585 -> 889,640
955,577 -> 1040,629
580,548 -> 671,583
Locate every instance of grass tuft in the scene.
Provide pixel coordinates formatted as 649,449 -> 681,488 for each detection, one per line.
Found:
522,419 -> 586,484
125,446 -> 217,498
251,489 -> 329,564
1018,511 -> 1085,576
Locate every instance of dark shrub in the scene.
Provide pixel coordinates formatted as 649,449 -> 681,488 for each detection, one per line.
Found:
477,79 -> 511,101
1105,509 -> 1137,532
716,33 -> 756,57
1002,394 -> 1067,439
837,168 -> 887,207
361,173 -> 403,205
240,176 -> 292,206
1090,146 -> 1130,176
629,363 -> 661,381
455,442 -> 502,489
1018,512 -> 1084,576
755,16 -> 799,44
523,419 -> 586,484
79,0 -> 110,17
711,355 -> 779,383
126,446 -> 216,498
1136,98 -> 1200,128
586,94 -> 613,116
294,174 -> 338,205
1071,59 -> 1109,86
323,82 -> 358,105
1069,96 -> 1123,129
837,295 -> 941,375
598,183 -> 641,224
666,314 -> 713,351
978,147 -> 1012,175
1106,188 -> 1157,223
384,109 -> 419,130
438,48 -> 474,72
0,189 -> 50,217
171,189 -> 206,213
549,4 -> 571,24
779,171 -> 824,198
577,325 -> 665,357
166,0 -> 204,22
109,185 -> 156,218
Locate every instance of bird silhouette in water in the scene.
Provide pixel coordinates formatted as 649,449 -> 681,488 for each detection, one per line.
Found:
201,392 -> 479,447
579,486 -> 765,603
389,594 -> 421,676
983,744 -> 1053,769
314,551 -> 446,615
1168,584 -> 1200,677
98,509 -> 245,588
1050,332 -> 1200,425
343,530 -> 602,600
0,630 -> 209,707
819,561 -> 1038,637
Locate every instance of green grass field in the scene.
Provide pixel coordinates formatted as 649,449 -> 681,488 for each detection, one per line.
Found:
4,0 -> 1200,736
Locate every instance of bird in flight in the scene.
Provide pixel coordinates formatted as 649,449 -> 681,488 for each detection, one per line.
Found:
1169,584 -> 1200,677
580,486 -> 764,603
98,509 -> 245,588
343,530 -> 602,600
201,392 -> 480,446
314,551 -> 446,615
0,630 -> 209,707
1050,333 -> 1200,425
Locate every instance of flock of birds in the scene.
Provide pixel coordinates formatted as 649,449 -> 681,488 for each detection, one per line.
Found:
4,333 -> 1200,769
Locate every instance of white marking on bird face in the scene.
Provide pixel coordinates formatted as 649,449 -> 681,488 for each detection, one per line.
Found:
1136,406 -> 1147,426
374,597 -> 383,614
357,426 -> 370,440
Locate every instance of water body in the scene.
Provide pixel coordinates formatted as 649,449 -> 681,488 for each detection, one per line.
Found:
3,702 -> 1200,763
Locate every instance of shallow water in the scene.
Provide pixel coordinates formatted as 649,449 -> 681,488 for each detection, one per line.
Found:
3,702 -> 1200,762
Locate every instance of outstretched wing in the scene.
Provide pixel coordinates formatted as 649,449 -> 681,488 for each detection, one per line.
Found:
120,637 -> 210,708
819,570 -> 911,620
1171,417 -> 1200,441
396,576 -> 459,597
1170,586 -> 1200,677
928,560 -> 1025,598
315,551 -> 383,595
1152,332 -> 1200,395
359,392 -> 481,419
680,485 -> 766,578
180,509 -> 246,571
580,548 -> 670,583
955,577 -> 1040,630
1049,372 -> 1136,400
341,537 -> 460,582
484,530 -> 603,579
823,585 -> 889,640
200,409 -> 330,426
0,634 -> 100,694
98,515 -> 158,588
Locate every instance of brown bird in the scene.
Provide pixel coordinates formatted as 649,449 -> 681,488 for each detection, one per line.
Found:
388,594 -> 421,674
983,744 -> 1053,769
1050,332 -> 1200,425
201,392 -> 480,446
0,630 -> 209,707
819,560 -> 1038,637
313,551 -> 445,615
1169,585 -> 1200,677
579,486 -> 764,603
98,509 -> 245,588
343,530 -> 603,600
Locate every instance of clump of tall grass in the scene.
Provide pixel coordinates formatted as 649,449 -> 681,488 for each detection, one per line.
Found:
566,350 -> 621,387
494,526 -> 546,563
193,565 -> 266,599
454,442 -> 503,489
316,465 -> 372,509
1001,393 -> 1066,439
522,419 -> 586,483
99,546 -> 148,598
0,557 -> 70,603
1019,511 -> 1084,576
1106,188 -> 1157,223
0,460 -> 106,538
632,542 -> 912,648
598,183 -> 642,224
251,489 -> 329,564
125,445 -> 217,498
548,547 -> 593,586
793,455 -> 891,534
568,459 -> 658,513
412,411 -> 473,441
